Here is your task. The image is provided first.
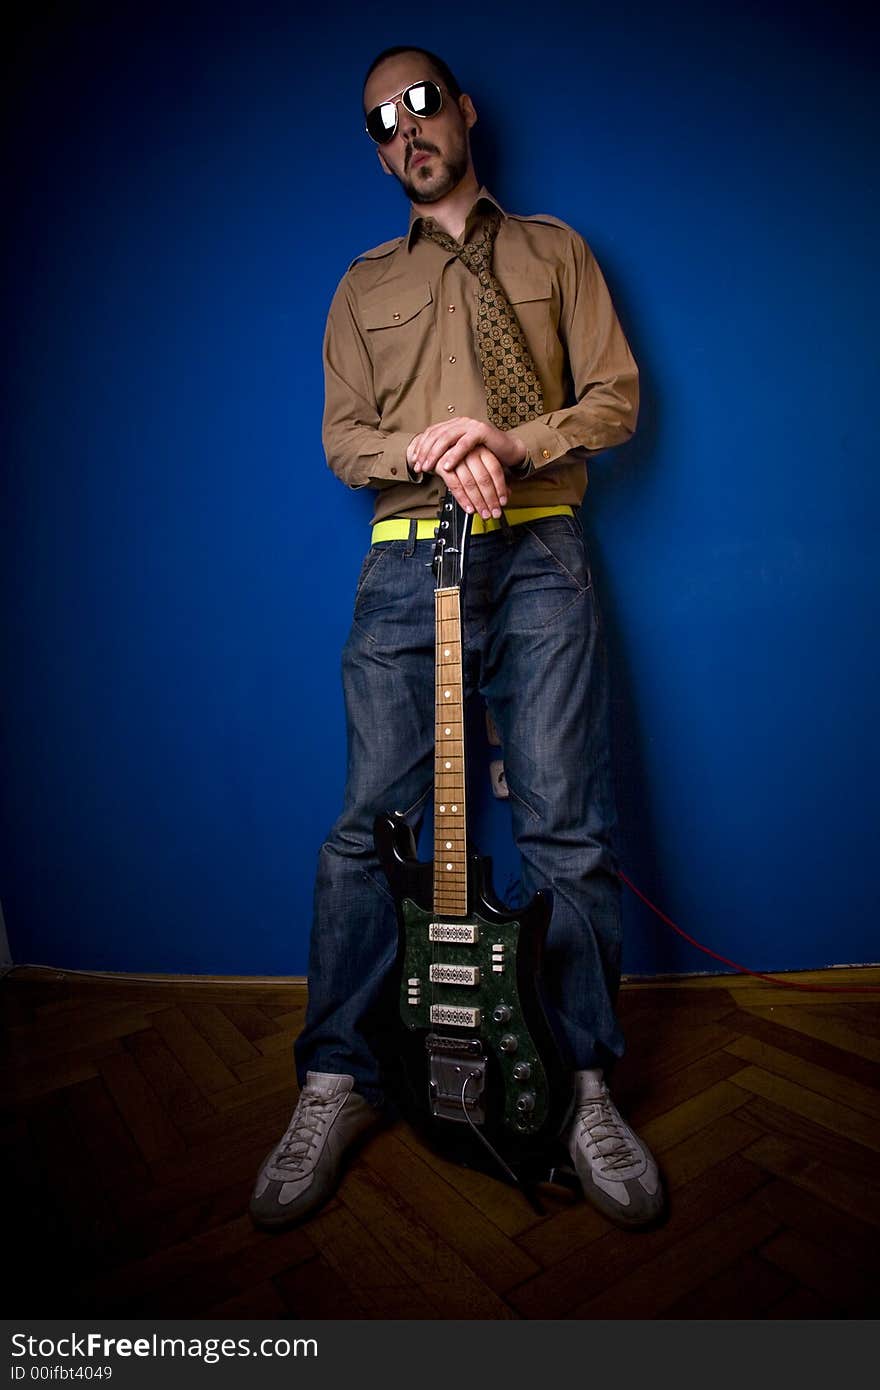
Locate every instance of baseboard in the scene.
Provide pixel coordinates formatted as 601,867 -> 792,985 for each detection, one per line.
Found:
3,960 -> 878,992
3,963 -> 308,986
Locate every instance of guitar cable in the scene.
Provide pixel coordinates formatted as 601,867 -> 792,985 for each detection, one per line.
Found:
619,871 -> 880,994
460,1070 -> 554,1213
489,720 -> 877,996
459,1070 -> 522,1186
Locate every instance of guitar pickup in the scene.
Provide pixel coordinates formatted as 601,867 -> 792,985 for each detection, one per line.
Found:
429,922 -> 479,944
429,1004 -> 481,1028
429,964 -> 480,986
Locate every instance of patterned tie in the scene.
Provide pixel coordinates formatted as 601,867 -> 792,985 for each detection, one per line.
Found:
419,211 -> 544,428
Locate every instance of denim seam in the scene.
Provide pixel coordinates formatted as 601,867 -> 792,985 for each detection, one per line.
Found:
353,543 -> 393,613
523,522 -> 592,592
504,779 -> 542,823
511,584 -> 587,633
361,867 -> 396,905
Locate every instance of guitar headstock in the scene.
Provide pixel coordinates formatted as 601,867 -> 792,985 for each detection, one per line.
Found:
431,489 -> 472,590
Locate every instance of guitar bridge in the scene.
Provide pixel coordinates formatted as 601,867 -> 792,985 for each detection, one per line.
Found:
426,1037 -> 487,1125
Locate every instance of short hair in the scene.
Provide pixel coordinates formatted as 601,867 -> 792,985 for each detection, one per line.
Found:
362,46 -> 463,107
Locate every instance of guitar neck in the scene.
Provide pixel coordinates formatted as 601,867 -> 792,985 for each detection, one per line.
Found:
433,585 -> 467,918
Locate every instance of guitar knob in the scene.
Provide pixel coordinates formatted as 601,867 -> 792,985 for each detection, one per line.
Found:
492,1004 -> 512,1024
516,1091 -> 536,1115
499,1033 -> 518,1054
513,1062 -> 531,1081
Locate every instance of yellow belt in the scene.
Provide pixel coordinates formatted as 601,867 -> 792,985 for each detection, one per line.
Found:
371,504 -> 573,544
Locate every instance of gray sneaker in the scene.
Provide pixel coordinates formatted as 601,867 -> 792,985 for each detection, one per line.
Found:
565,1069 -> 667,1229
249,1071 -> 380,1231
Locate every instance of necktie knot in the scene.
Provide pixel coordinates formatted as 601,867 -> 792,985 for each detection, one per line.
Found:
419,212 -> 499,274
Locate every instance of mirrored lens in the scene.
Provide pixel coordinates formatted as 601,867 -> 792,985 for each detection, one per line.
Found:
401,81 -> 442,119
366,101 -> 398,144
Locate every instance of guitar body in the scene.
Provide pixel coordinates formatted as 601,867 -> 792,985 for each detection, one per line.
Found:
375,812 -> 571,1176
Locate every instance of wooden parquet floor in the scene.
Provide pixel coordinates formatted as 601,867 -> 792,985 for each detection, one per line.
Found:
2,965 -> 879,1320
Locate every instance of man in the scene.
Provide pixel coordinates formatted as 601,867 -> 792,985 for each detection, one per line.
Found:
250,45 -> 666,1233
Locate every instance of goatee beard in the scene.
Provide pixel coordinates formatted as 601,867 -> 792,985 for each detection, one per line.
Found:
401,150 -> 469,205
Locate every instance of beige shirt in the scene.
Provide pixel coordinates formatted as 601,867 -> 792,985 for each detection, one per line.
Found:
322,188 -> 639,523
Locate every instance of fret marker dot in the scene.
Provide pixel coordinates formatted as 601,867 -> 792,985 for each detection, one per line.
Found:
446,863 -> 453,871
445,761 -> 451,769
446,841 -> 452,849
439,805 -> 446,813
444,649 -> 450,657
451,804 -> 458,812
445,727 -> 451,735
444,690 -> 451,699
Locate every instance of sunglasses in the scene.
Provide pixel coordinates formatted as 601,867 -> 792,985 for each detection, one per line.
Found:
365,79 -> 444,145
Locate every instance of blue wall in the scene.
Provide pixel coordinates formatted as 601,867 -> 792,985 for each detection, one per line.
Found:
2,1 -> 877,976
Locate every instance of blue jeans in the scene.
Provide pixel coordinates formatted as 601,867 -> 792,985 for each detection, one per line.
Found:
294,513 -> 625,1107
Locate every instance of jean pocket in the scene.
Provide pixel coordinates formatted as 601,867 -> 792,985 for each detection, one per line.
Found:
522,517 -> 591,592
353,544 -> 391,609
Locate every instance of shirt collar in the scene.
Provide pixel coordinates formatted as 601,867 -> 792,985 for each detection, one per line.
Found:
406,186 -> 507,251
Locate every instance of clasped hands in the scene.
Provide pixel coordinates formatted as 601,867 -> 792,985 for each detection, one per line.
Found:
406,417 -> 528,519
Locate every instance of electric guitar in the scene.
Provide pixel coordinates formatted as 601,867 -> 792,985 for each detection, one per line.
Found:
374,492 -> 571,1185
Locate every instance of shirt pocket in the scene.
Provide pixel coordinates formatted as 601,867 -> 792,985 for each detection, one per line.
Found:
500,271 -> 556,368
360,283 -> 434,391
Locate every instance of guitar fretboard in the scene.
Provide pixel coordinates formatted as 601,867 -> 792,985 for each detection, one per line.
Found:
434,586 -> 467,917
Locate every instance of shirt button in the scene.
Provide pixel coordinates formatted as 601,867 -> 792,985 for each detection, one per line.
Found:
447,405 -> 456,413
390,466 -> 398,475
392,312 -> 400,320
447,305 -> 455,313
448,355 -> 456,363
542,448 -> 551,459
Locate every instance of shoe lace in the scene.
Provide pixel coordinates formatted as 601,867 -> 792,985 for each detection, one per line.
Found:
273,1088 -> 337,1173
574,1093 -> 642,1175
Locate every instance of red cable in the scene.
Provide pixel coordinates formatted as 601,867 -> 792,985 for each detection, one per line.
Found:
619,871 -> 880,994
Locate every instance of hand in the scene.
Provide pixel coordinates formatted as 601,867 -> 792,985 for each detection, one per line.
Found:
426,445 -> 509,518
407,417 -> 527,480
